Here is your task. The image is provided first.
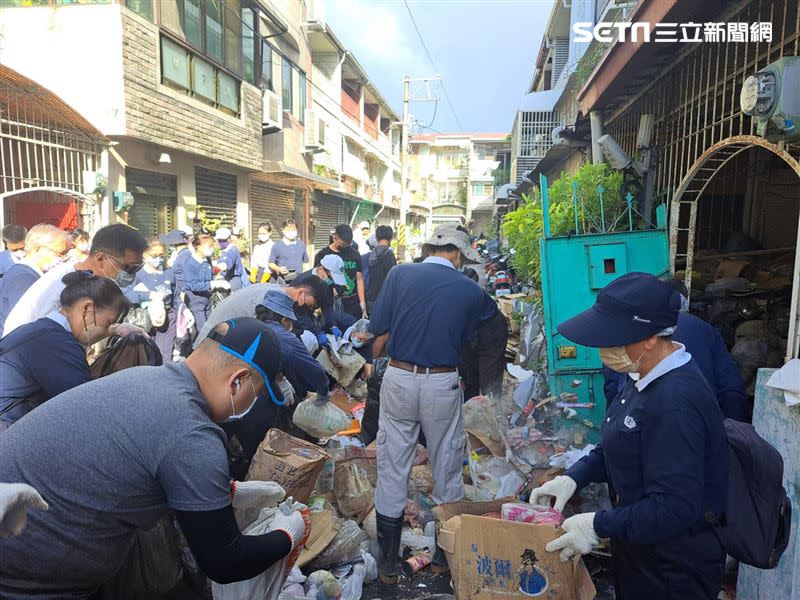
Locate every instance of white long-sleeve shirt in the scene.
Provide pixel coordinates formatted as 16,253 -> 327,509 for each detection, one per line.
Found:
2,262 -> 76,337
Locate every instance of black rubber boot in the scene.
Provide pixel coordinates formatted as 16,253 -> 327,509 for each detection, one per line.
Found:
376,512 -> 404,584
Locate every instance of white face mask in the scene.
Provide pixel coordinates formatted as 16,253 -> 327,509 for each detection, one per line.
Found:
258,234 -> 271,243
599,346 -> 647,374
284,230 -> 298,241
224,377 -> 259,422
12,249 -> 25,261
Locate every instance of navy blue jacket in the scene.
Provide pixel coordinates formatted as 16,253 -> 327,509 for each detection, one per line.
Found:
123,268 -> 177,309
568,359 -> 728,545
0,263 -> 40,335
0,250 -> 16,278
262,321 -> 328,397
370,260 -> 494,367
217,245 -> 244,282
172,248 -> 192,295
603,313 -> 748,421
0,316 -> 91,425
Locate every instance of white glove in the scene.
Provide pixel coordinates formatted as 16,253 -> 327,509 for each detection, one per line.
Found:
211,280 -> 231,291
147,294 -> 167,328
0,483 -> 48,538
271,502 -> 306,550
109,323 -> 151,339
231,480 -> 286,511
277,377 -> 295,406
529,475 -> 577,513
545,512 -> 599,562
182,306 -> 195,329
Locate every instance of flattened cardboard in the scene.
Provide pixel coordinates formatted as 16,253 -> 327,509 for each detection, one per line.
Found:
297,510 -> 341,568
435,499 -> 596,600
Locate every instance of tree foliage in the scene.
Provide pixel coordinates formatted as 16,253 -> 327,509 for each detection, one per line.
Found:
501,163 -> 625,286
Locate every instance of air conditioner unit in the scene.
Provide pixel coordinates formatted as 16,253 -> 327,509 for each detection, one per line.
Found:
304,110 -> 326,153
262,90 -> 282,134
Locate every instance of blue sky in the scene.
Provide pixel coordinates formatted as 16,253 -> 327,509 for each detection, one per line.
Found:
324,0 -> 554,135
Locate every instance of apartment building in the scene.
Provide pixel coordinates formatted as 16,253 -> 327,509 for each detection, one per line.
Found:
409,133 -> 510,232
0,0 -> 340,252
306,16 -> 403,248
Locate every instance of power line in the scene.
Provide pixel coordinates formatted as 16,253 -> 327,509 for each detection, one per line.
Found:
402,0 -> 464,133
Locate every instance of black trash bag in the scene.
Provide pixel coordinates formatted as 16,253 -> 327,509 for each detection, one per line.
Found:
95,515 -> 183,599
359,357 -> 389,445
89,334 -> 163,378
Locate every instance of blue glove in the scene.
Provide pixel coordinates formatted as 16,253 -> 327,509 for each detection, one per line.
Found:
330,326 -> 343,339
316,331 -> 330,348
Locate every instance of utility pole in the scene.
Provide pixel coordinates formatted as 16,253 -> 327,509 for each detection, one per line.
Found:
398,75 -> 440,261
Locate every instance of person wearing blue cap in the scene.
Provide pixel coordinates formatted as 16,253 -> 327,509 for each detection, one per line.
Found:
221,291 -> 331,475
0,317 -> 306,595
603,277 -> 749,422
529,272 -> 728,600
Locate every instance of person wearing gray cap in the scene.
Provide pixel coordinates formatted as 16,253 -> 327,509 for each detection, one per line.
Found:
368,223 -> 496,583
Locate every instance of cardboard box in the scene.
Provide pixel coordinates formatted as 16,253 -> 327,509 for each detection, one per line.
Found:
434,499 -> 596,600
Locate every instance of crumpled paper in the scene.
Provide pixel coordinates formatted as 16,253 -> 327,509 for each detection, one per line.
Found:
766,359 -> 800,407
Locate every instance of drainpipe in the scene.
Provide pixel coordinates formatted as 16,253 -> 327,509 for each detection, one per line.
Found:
590,110 -> 605,165
336,50 -> 349,185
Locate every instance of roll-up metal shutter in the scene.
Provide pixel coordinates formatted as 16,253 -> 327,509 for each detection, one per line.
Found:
313,195 -> 349,250
250,182 -> 295,241
195,166 -> 237,228
126,168 -> 177,239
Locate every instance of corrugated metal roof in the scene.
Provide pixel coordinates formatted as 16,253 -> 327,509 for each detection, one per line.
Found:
0,64 -> 106,141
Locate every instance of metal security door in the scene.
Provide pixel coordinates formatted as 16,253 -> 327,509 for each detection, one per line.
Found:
250,182 -> 295,241
195,167 -> 237,228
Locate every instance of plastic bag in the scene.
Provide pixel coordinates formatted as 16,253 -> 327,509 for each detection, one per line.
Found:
89,333 -> 163,377
292,397 -> 351,439
360,357 -> 388,445
468,455 -> 524,501
401,526 -> 435,555
95,515 -> 183,598
212,499 -> 310,600
549,444 -> 596,469
307,520 -> 369,570
306,570 -> 340,599
338,552 -> 377,600
501,502 -> 564,525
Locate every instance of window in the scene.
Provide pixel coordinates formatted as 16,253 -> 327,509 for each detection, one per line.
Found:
183,0 -> 203,49
298,71 -> 306,125
223,0 -> 242,74
281,56 -> 292,113
125,0 -> 153,20
241,7 -> 257,85
205,0 -> 223,61
261,42 -> 273,91
472,183 -> 485,196
160,35 -> 240,116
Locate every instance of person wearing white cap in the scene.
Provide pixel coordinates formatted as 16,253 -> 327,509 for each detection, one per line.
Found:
214,227 -> 244,292
354,220 -> 372,254
368,224 -> 496,583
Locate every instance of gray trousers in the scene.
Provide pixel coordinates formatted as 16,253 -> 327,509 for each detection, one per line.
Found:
374,365 -> 467,518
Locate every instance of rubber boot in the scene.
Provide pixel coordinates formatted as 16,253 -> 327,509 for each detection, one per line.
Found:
376,512 -> 404,584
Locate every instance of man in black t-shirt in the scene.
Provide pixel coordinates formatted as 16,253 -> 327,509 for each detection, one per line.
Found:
313,224 -> 365,320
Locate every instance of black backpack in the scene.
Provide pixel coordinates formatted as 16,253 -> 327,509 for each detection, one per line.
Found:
706,418 -> 792,569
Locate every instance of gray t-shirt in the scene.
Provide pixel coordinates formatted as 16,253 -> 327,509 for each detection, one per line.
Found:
194,282 -> 284,348
0,362 -> 231,597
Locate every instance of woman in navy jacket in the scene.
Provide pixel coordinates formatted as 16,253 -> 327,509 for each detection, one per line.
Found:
0,271 -> 130,431
183,232 -> 220,339
530,272 -> 728,600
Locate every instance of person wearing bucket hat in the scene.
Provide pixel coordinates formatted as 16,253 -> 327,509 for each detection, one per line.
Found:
531,272 -> 728,600
0,317 -> 308,594
369,223 -> 495,583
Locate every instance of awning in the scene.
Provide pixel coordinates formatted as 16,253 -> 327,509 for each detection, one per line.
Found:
494,183 -> 520,206
519,88 -> 562,113
260,162 -> 339,190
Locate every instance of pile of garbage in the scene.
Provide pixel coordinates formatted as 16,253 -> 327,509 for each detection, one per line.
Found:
204,302 -> 610,599
682,239 -> 794,395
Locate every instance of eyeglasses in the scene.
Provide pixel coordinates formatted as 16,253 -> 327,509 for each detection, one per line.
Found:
106,253 -> 143,275
40,245 -> 69,258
